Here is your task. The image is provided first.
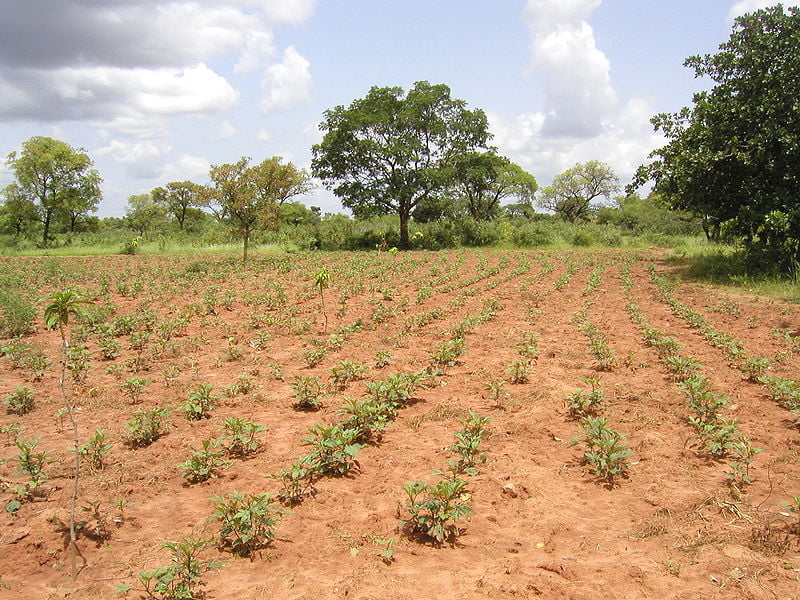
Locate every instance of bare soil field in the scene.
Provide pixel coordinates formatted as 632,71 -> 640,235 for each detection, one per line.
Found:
1,249 -> 798,599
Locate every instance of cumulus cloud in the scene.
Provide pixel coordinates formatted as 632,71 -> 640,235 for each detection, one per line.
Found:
728,0 -> 800,19
95,138 -> 172,179
256,129 -> 272,143
260,46 -> 313,112
210,120 -> 239,141
523,0 -> 617,137
161,154 -> 212,182
0,1 -> 314,126
488,98 -> 665,190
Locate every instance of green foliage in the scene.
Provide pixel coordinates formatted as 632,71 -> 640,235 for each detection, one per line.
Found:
206,156 -> 312,261
178,440 -> 230,484
218,417 -> 265,458
75,429 -> 112,470
210,491 -> 285,556
0,289 -> 36,337
566,378 -> 604,419
302,346 -> 328,368
448,412 -> 491,475
122,377 -> 151,404
3,386 -> 35,415
571,417 -> 633,482
123,538 -> 223,600
631,6 -> 800,274
506,359 -> 530,384
125,408 -> 170,447
268,457 -> 317,506
6,437 -> 53,511
329,360 -> 368,390
538,161 -> 619,223
401,476 -> 473,544
312,81 -> 492,248
181,383 -> 216,420
0,339 -> 49,379
302,423 -> 366,476
6,136 -> 102,245
291,375 -> 325,410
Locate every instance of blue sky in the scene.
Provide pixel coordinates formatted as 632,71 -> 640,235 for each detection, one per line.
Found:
0,0 -> 795,217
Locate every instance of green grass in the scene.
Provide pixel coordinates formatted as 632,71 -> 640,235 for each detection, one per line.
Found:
667,240 -> 800,303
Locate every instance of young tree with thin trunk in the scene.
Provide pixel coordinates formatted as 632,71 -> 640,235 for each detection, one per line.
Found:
43,290 -> 91,579
207,156 -> 312,261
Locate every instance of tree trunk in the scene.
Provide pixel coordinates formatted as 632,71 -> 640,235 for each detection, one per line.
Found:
399,211 -> 410,250
242,228 -> 250,262
42,211 -> 52,245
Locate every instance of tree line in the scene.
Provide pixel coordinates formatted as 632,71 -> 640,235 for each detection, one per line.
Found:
3,6 -> 799,269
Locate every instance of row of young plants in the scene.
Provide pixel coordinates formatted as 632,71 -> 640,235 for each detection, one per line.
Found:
567,266 -> 633,483
622,263 -> 761,490
400,411 -> 491,544
647,265 -> 800,427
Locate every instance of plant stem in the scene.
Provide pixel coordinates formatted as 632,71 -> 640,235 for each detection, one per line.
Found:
59,324 -> 80,579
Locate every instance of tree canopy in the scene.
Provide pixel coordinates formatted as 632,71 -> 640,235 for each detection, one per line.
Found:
6,136 -> 102,244
630,5 -> 800,273
451,152 -> 538,221
311,81 -> 492,248
538,161 -> 619,223
206,156 -> 311,261
152,181 -> 204,231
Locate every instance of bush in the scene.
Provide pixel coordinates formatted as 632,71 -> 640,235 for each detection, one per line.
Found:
0,289 -> 36,338
211,491 -> 285,556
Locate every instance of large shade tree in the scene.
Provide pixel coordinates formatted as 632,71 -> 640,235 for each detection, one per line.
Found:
538,160 -> 619,223
207,156 -> 312,261
5,136 -> 101,244
311,81 -> 492,248
630,5 -> 800,273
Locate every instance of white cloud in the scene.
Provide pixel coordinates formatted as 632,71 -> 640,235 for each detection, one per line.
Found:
210,120 -> 238,141
489,97 -> 665,190
523,0 -> 616,137
161,154 -> 211,182
256,129 -> 271,143
261,0 -> 317,25
95,138 -> 172,179
0,1 -> 315,124
302,121 -> 324,145
260,46 -> 312,112
728,0 -> 800,19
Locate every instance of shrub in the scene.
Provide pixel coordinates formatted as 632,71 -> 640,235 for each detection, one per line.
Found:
0,289 -> 36,338
182,383 -> 216,420
125,408 -> 170,447
401,476 -> 472,544
179,440 -> 230,484
210,491 -> 285,556
219,418 -> 265,458
3,386 -> 35,415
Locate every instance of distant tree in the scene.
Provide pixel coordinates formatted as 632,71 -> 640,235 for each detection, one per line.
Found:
312,81 -> 492,248
6,136 -> 102,245
629,6 -> 800,273
452,152 -> 537,221
125,193 -> 168,236
207,156 -> 311,261
0,183 -> 39,237
152,181 -> 204,231
538,161 -> 619,223
56,174 -> 102,232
